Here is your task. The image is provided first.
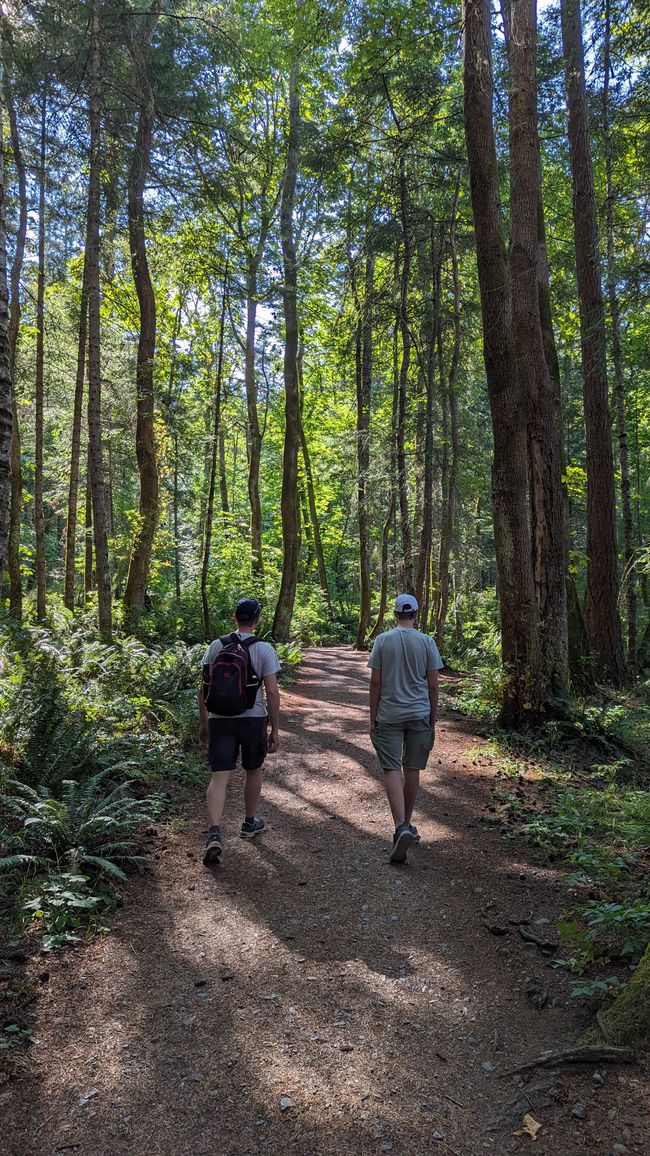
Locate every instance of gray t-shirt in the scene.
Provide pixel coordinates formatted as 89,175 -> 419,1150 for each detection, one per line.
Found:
368,627 -> 443,724
202,632 -> 281,718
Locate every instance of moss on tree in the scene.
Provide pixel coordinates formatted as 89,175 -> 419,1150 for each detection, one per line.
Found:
598,943 -> 650,1048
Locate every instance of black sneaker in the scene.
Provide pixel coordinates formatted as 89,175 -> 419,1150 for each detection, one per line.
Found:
240,817 -> 266,840
203,829 -> 223,866
390,823 -> 416,864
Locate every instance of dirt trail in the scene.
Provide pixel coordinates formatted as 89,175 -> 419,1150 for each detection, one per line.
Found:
4,647 -> 648,1155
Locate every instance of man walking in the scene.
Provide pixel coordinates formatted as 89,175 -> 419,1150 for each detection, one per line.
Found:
368,594 -> 443,863
199,597 -> 280,866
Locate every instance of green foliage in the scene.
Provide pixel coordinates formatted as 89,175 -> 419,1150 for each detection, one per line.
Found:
0,772 -> 155,881
23,872 -> 114,952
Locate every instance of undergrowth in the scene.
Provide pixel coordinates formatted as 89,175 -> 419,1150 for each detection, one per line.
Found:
452,672 -> 650,997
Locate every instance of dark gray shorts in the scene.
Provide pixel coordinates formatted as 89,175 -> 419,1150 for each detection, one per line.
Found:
370,717 -> 434,772
208,717 -> 267,772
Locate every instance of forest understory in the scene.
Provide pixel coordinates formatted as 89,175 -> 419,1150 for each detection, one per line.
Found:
2,648 -> 649,1156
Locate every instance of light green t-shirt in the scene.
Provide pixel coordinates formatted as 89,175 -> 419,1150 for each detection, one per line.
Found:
368,627 -> 443,724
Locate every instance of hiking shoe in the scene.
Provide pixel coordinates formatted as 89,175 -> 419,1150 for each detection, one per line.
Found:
390,823 -> 416,865
203,829 -> 223,866
240,817 -> 266,839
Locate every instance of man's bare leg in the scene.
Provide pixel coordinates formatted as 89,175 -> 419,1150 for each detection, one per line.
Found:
403,768 -> 420,824
207,771 -> 231,827
384,769 -> 406,827
244,766 -> 262,818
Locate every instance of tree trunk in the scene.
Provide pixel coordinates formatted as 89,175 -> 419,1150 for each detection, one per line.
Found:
0,52 -> 12,578
463,0 -> 537,725
34,88 -> 47,621
509,0 -> 568,707
603,0 -> 636,674
173,431 -> 180,598
436,181 -> 462,646
396,154 -> 413,591
355,246 -> 374,648
64,268 -> 89,611
200,265 -> 228,639
297,341 -> 330,607
560,0 -> 625,683
218,428 -> 228,514
245,259 -> 264,582
598,940 -> 650,1047
84,448 -> 93,601
272,53 -> 301,641
123,1 -> 161,631
369,324 -> 400,642
5,69 -> 26,620
86,0 -> 112,641
415,220 -> 437,612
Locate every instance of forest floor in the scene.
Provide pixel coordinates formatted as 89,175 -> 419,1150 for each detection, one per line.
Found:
3,646 -> 649,1156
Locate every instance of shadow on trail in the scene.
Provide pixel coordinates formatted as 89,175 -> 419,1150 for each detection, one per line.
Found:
10,645 -> 590,1156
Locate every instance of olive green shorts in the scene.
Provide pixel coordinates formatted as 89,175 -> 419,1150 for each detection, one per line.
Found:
370,717 -> 434,772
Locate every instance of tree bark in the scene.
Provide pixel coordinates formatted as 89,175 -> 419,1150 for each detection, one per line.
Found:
200,266 -> 228,639
272,52 -> 301,641
603,0 -> 636,673
436,180 -> 461,646
560,0 -> 624,683
86,0 -> 112,641
34,88 -> 47,621
396,153 -> 413,592
0,45 -> 12,579
5,67 -> 25,619
509,0 -> 568,706
415,219 -> 437,613
463,0 -> 537,725
354,245 -> 374,648
297,341 -> 330,606
245,258 -> 264,581
64,268 -> 89,611
123,0 -> 161,630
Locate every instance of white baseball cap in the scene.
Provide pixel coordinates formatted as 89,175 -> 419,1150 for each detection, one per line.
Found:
395,593 -> 418,612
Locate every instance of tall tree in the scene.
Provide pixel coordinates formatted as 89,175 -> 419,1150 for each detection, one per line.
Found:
463,0 -> 538,724
201,267 -> 228,638
34,86 -> 47,621
3,58 -> 25,614
0,34 -> 12,577
603,0 -> 636,672
560,0 -> 625,683
86,0 -> 111,641
123,0 -> 162,630
64,267 -> 89,611
508,0 -> 568,703
273,28 -> 302,641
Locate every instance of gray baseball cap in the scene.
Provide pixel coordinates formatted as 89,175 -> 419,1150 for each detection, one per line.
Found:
395,593 -> 418,613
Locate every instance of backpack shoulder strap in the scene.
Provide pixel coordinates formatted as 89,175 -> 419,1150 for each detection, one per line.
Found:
240,634 -> 257,649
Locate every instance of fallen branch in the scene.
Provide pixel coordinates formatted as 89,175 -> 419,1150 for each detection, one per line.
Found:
501,1044 -> 635,1077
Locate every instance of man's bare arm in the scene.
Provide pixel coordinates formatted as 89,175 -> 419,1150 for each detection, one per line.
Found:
264,673 -> 280,752
427,669 -> 439,729
369,668 -> 381,727
198,686 -> 208,743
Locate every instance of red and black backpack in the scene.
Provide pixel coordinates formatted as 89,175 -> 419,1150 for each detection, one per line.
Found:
202,633 -> 261,716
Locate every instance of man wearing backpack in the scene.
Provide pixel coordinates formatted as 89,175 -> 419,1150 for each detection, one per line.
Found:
198,597 -> 281,866
368,593 -> 443,864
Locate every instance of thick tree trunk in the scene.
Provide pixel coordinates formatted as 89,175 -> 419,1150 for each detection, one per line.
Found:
560,0 -> 624,683
34,89 -> 47,621
0,56 -> 12,578
509,0 -> 568,707
297,342 -> 330,607
369,326 -> 400,642
200,266 -> 228,639
463,0 -> 537,725
173,432 -> 180,598
355,247 -> 374,648
598,940 -> 650,1047
86,0 -> 112,641
5,70 -> 25,619
64,270 -> 89,611
272,56 -> 301,641
84,449 -> 93,601
245,260 -> 264,582
603,0 -> 636,674
123,1 -> 161,630
218,429 -> 228,514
